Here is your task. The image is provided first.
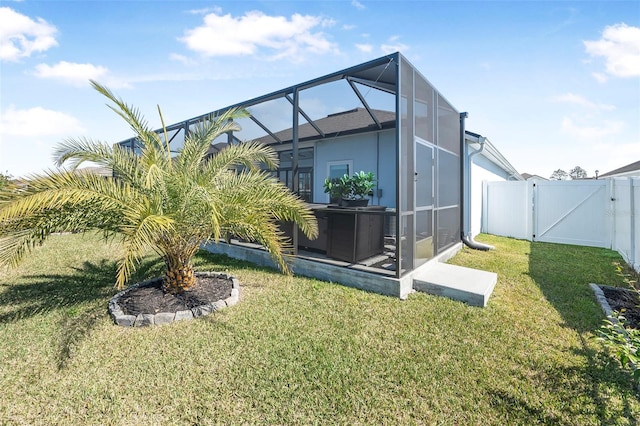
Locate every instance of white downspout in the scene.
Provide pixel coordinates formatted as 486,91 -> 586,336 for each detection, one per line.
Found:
463,132 -> 494,250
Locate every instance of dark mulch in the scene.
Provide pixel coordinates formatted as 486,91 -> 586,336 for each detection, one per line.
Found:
601,286 -> 640,329
118,275 -> 232,316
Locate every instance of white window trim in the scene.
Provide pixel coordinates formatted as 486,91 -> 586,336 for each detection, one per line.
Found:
326,160 -> 353,203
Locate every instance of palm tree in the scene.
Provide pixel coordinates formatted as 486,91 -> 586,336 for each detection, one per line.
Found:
0,81 -> 318,293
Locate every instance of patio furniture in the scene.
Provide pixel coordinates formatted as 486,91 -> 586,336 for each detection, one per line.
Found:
325,205 -> 386,263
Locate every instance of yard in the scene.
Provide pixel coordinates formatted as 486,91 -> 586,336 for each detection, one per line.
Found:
0,232 -> 638,425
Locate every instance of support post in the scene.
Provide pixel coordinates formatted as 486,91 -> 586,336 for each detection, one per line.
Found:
460,112 -> 468,239
631,178 -> 636,270
291,89 -> 300,252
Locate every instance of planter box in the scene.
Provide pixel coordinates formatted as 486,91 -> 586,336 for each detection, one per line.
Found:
326,206 -> 386,263
280,208 -> 329,252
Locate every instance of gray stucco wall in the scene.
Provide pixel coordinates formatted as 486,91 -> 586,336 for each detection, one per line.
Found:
314,129 -> 396,208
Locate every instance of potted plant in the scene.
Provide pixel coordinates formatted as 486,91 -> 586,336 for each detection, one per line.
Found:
324,171 -> 375,207
323,174 -> 351,204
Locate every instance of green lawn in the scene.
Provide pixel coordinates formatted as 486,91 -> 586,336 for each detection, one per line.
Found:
0,233 -> 638,425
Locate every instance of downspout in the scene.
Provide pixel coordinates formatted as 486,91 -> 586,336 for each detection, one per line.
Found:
460,113 -> 494,251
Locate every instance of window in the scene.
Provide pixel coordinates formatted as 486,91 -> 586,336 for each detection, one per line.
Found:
327,161 -> 351,180
326,160 -> 353,203
274,148 -> 314,203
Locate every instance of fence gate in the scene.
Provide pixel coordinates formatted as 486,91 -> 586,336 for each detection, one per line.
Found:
483,180 -> 611,248
533,180 -> 610,247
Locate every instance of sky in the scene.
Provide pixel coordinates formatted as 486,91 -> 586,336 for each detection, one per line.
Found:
0,0 -> 639,179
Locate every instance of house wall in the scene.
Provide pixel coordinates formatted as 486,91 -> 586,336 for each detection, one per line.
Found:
314,129 -> 396,208
470,153 -> 512,237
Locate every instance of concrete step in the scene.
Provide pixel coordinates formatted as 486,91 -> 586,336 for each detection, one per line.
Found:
413,262 -> 497,307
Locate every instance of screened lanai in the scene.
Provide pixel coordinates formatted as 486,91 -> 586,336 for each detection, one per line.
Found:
117,52 -> 462,283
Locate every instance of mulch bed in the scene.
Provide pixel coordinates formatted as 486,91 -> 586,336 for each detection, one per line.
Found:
601,286 -> 640,329
118,275 -> 233,317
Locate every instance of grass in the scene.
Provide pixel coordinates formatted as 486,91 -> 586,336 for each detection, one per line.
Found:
0,232 -> 639,425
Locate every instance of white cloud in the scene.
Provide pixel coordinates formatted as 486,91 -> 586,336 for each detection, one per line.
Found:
0,105 -> 84,137
320,18 -> 336,28
380,35 -> 408,54
355,43 -> 373,53
169,53 -> 197,66
560,116 -> 623,140
342,24 -> 356,31
351,0 -> 366,10
34,61 -> 106,85
381,42 -> 408,54
552,93 -> 615,111
592,72 -> 608,83
0,7 -> 58,61
584,23 -> 640,78
187,6 -> 223,15
179,10 -> 339,62
33,61 -> 130,88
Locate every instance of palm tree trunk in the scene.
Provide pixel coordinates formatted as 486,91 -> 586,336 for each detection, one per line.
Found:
163,256 -> 196,293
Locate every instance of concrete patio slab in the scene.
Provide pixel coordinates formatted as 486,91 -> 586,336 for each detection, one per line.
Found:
413,262 -> 497,307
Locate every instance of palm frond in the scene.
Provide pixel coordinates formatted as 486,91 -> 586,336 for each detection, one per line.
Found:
203,141 -> 278,182
90,81 -> 151,139
216,171 -> 318,239
0,172 -> 137,221
169,179 -> 221,231
91,81 -> 170,160
115,212 -> 175,288
210,170 -> 318,273
222,217 -> 292,275
138,131 -> 171,171
0,229 -> 47,268
157,104 -> 172,163
176,107 -> 248,173
0,175 -> 146,271
53,137 -> 113,169
52,137 -> 148,189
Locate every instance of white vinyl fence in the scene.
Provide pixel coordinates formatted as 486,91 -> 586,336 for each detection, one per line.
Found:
483,177 -> 639,272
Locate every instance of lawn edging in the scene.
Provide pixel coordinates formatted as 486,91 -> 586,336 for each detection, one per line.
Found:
109,272 -> 240,327
590,283 -> 615,317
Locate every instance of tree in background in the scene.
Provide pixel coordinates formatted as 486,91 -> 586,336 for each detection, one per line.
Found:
569,166 -> 588,180
0,82 -> 318,293
0,172 -> 15,192
550,167 -> 589,180
550,169 -> 568,180
0,173 -> 9,190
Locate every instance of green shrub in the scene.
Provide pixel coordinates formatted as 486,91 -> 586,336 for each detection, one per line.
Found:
598,312 -> 640,386
597,262 -> 640,389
